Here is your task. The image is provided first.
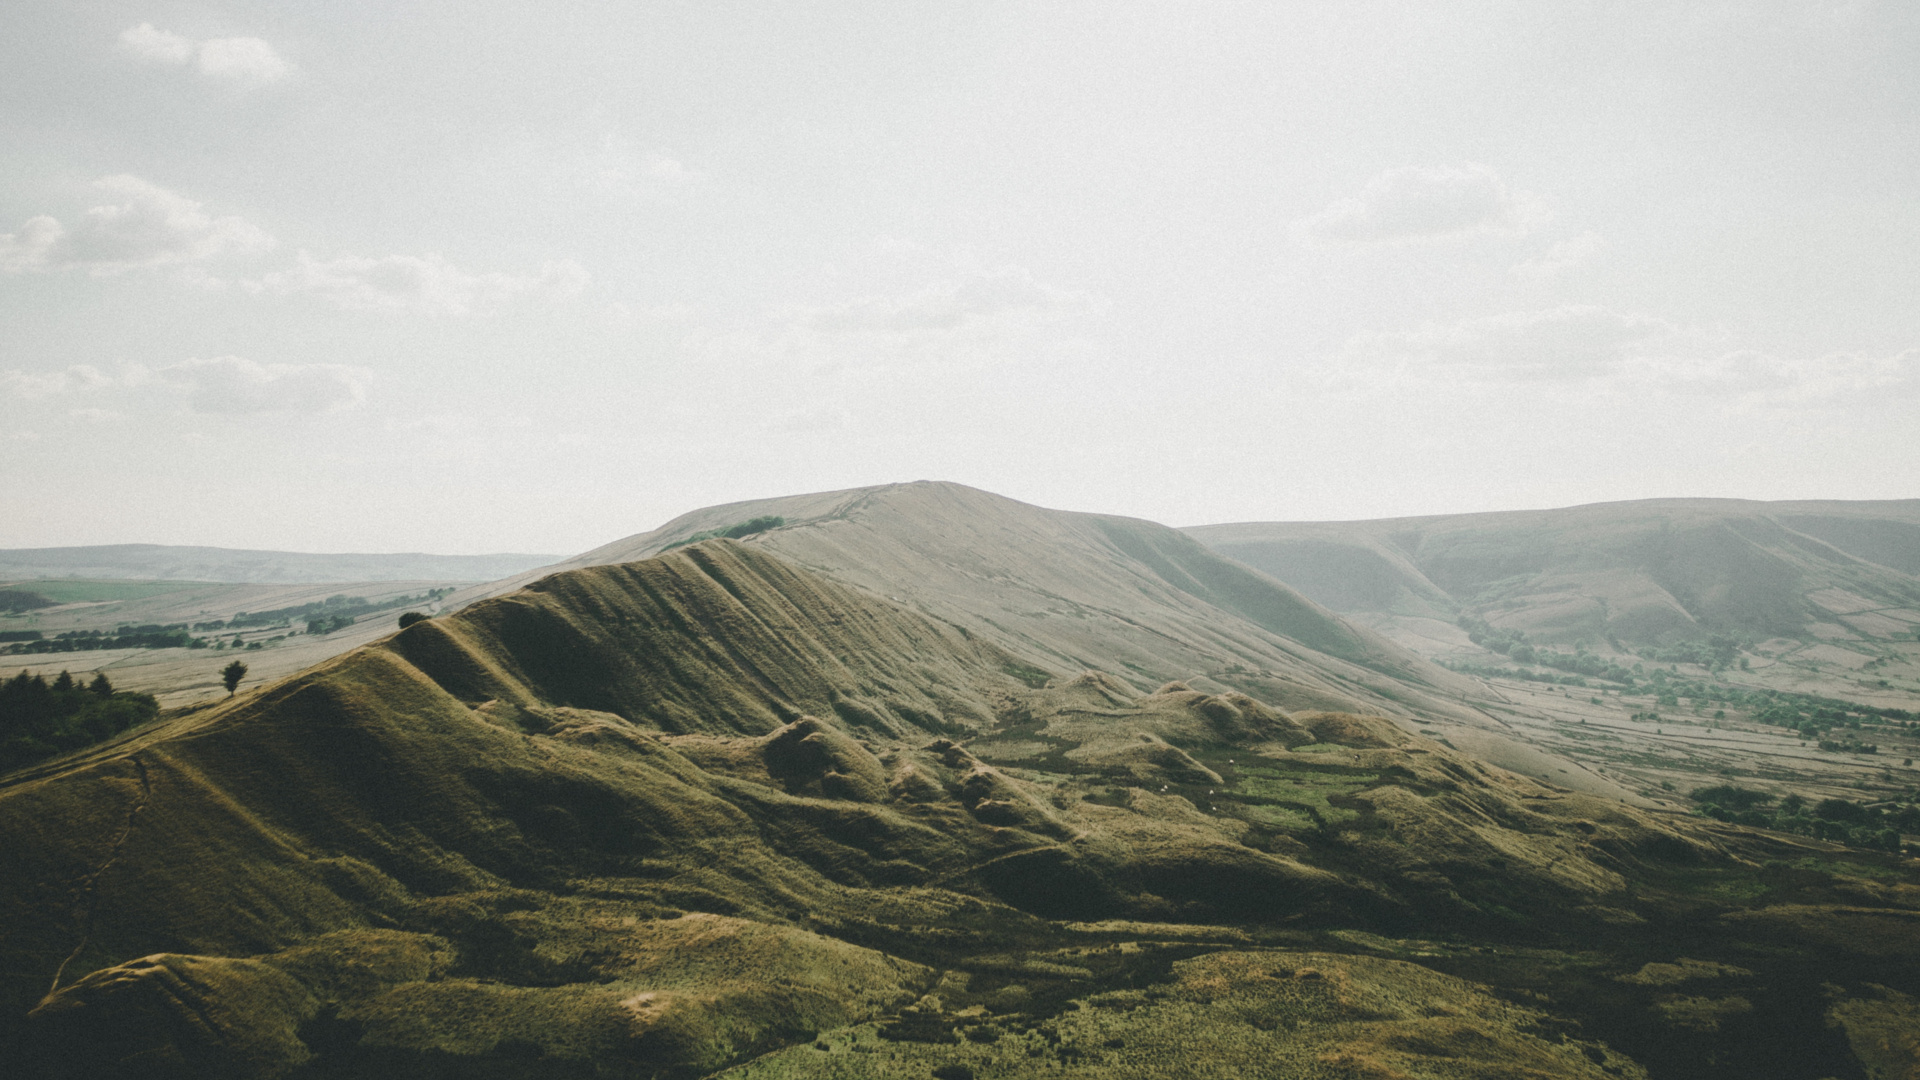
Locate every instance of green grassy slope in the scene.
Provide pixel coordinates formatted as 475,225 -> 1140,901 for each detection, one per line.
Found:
4,539 -> 1918,1080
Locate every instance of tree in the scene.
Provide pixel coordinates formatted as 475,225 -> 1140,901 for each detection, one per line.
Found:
88,673 -> 113,697
397,611 -> 428,629
221,660 -> 248,696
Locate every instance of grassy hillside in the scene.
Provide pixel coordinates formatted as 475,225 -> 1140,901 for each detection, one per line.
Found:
4,539 -> 1919,1079
468,481 -> 1487,728
1189,498 -> 1920,648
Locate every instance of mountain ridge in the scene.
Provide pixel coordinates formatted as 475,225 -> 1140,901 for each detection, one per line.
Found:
1186,496 -> 1920,646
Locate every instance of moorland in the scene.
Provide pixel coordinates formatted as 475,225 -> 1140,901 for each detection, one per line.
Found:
3,483 -> 1918,1080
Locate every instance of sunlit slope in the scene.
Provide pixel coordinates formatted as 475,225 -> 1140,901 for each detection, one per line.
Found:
4,539 -> 1918,1079
1190,498 -> 1920,644
474,481 -> 1483,722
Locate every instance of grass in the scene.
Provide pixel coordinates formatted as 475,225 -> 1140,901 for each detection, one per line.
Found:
2,579 -> 207,604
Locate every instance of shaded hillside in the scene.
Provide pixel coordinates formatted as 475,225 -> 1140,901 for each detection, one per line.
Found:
463,481 -> 1486,726
1189,498 -> 1920,646
0,545 -> 559,585
4,539 -> 1920,1079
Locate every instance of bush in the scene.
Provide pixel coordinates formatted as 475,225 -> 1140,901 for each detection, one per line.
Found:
664,516 -> 786,550
397,611 -> 429,629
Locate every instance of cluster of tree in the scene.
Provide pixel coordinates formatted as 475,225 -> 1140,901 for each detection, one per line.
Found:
307,614 -> 358,635
1818,738 -> 1879,755
195,588 -> 453,632
2,624 -> 202,656
1689,785 -> 1915,851
1457,616 -> 1759,675
0,589 -> 55,613
663,515 -> 786,551
1637,635 -> 1747,670
0,669 -> 159,772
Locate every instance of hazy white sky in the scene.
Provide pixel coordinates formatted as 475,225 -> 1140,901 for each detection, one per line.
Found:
3,1 -> 1916,554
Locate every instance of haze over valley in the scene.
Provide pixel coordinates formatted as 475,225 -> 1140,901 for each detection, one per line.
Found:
5,3 -> 1919,1079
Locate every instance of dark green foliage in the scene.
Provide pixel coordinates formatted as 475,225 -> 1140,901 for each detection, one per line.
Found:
663,516 -> 787,550
397,611 -> 429,629
2,624 -> 193,655
1690,785 -> 1772,811
0,669 -> 158,771
222,659 -> 248,695
0,589 -> 55,613
203,588 -> 454,632
307,614 -> 358,635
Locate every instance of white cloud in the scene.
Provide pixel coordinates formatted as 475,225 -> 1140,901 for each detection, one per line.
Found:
5,357 -> 369,415
1617,348 -> 1920,408
1338,305 -> 1675,383
156,356 -> 367,414
117,22 -> 192,64
1327,306 -> 1919,408
117,24 -> 291,82
1294,163 -> 1545,245
257,252 -> 590,315
1513,231 -> 1605,277
0,175 -> 272,276
195,37 -> 291,82
797,267 -> 1100,335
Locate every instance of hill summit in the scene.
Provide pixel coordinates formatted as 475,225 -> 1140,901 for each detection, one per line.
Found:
2,484 -> 1917,1080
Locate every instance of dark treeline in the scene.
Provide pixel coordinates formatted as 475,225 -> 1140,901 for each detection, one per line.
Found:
1689,784 -> 1918,851
195,587 -> 454,633
0,669 -> 158,772
2,624 -> 202,656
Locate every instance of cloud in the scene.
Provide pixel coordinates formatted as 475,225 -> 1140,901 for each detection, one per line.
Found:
155,356 -> 367,414
1327,305 -> 1919,407
196,37 -> 292,82
1338,305 -> 1675,383
0,175 -> 272,276
117,23 -> 290,82
1294,163 -> 1545,245
257,252 -> 590,315
5,358 -> 369,415
1513,231 -> 1605,277
117,22 -> 192,64
1617,348 -> 1920,408
797,267 -> 1100,335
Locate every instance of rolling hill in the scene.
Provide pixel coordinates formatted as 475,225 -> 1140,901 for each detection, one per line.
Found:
0,545 -> 560,585
1188,498 -> 1920,647
3,487 -> 1919,1079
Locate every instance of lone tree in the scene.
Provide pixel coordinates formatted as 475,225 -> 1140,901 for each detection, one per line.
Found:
221,660 -> 248,696
397,611 -> 428,629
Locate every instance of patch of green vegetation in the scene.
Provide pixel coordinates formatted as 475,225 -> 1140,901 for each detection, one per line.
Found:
6,579 -> 204,604
664,515 -> 787,551
1000,661 -> 1053,689
1216,761 -> 1381,830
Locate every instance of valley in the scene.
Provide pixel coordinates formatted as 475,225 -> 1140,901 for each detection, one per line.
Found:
2,484 -> 1918,1080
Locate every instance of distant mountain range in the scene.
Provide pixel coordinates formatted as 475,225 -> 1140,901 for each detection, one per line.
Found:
0,544 -> 562,585
1187,498 -> 1920,646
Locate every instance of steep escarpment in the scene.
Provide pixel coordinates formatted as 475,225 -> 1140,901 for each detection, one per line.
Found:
4,538 -> 1918,1080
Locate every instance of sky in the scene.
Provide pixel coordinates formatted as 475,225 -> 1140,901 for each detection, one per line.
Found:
2,1 -> 1916,555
